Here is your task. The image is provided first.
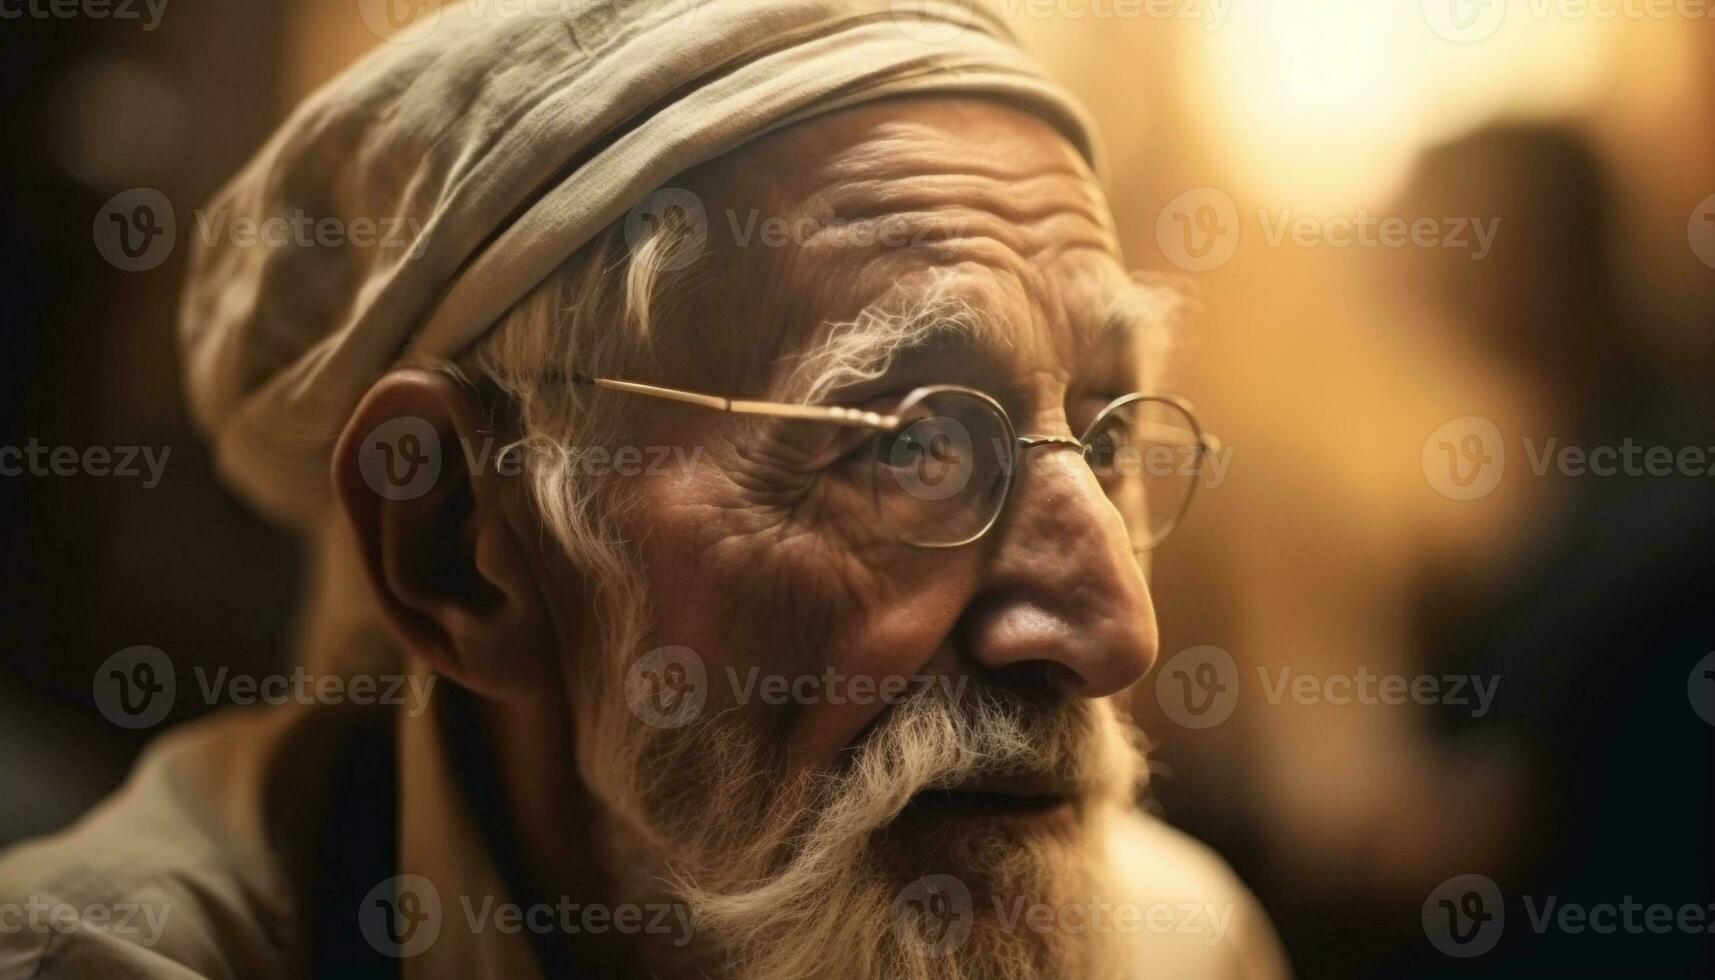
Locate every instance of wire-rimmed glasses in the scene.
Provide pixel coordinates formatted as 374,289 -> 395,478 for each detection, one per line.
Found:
570,375 -> 1218,552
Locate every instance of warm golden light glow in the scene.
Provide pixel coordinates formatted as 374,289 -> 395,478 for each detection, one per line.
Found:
1192,0 -> 1615,207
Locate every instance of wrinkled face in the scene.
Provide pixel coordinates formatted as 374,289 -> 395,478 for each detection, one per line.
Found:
565,98 -> 1164,980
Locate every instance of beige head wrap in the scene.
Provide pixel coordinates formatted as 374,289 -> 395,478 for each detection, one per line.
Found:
179,0 -> 1099,525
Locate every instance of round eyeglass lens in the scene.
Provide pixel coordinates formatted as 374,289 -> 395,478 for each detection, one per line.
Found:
1082,396 -> 1205,550
870,388 -> 1014,547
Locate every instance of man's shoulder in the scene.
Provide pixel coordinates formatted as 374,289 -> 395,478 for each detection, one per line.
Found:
0,705 -> 384,980
1109,810 -> 1293,979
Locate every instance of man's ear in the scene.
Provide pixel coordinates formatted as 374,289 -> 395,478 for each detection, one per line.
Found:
332,368 -> 554,698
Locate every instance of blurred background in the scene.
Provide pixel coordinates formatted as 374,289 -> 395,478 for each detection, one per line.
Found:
1,1 -> 1710,975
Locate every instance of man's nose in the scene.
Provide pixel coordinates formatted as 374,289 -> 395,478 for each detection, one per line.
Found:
960,444 -> 1158,698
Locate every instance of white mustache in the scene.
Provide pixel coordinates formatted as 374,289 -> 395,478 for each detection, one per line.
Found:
845,686 -> 1120,822
667,685 -> 1146,980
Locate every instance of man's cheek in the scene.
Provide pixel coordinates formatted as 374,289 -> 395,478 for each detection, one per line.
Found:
699,530 -> 860,680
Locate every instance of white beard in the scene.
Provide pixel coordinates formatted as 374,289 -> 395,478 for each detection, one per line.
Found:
582,679 -> 1150,980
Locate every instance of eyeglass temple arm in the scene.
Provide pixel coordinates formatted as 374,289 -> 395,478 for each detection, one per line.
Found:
1121,417 -> 1223,456
569,374 -> 901,430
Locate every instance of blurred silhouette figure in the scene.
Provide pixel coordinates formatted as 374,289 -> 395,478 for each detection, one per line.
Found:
1396,124 -> 1714,975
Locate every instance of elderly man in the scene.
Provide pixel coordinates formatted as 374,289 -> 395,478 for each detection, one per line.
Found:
0,1 -> 1285,978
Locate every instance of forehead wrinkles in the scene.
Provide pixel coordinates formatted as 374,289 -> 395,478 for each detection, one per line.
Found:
796,112 -> 1112,245
668,105 -> 1122,396
799,178 -> 1116,270
775,263 -> 1147,405
804,152 -> 1115,251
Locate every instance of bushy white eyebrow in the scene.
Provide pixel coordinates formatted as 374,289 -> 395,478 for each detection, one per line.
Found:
777,270 -> 1182,404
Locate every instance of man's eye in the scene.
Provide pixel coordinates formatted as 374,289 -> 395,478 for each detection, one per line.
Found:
874,428 -> 930,469
869,419 -> 965,472
1083,412 -> 1136,482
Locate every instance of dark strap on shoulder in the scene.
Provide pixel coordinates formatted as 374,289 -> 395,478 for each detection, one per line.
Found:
307,708 -> 401,980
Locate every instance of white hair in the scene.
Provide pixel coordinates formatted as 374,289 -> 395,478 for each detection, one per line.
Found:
455,218 -> 693,666
297,211 -> 696,694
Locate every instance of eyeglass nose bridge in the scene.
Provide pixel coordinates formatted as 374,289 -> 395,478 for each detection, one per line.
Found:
1005,434 -> 1088,476
1014,434 -> 1084,452
1005,432 -> 1150,556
